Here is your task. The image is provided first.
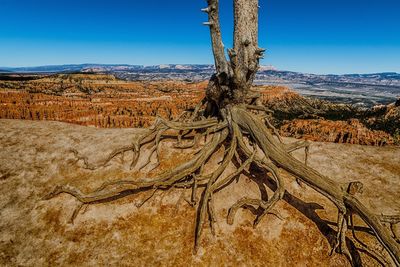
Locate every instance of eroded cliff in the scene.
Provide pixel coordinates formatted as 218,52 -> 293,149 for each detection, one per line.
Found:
0,74 -> 398,146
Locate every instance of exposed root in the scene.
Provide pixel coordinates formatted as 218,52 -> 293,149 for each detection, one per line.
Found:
45,105 -> 400,266
136,188 -> 158,208
245,104 -> 273,114
194,134 -> 237,251
253,162 -> 285,227
208,192 -> 217,236
189,98 -> 207,122
285,140 -> 310,165
70,116 -> 222,171
349,213 -> 391,266
283,139 -> 311,187
263,116 -> 283,143
174,132 -> 201,149
226,160 -> 284,228
380,215 -> 400,243
45,129 -> 228,204
330,210 -> 353,264
186,175 -> 199,207
69,203 -> 86,224
227,197 -> 265,224
70,146 -> 135,170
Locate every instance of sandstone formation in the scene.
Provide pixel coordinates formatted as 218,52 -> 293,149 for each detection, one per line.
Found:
364,100 -> 400,142
280,118 -> 394,146
255,86 -> 398,146
0,74 -> 398,146
0,75 -> 205,128
260,86 -> 361,122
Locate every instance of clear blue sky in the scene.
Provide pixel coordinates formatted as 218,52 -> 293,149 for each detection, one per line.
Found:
0,0 -> 399,74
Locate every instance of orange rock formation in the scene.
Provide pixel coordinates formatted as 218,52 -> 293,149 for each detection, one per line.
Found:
0,75 -> 205,128
0,74 -> 396,146
280,119 -> 394,146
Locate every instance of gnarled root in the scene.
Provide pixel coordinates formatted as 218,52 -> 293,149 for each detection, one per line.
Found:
330,210 -> 353,262
45,104 -> 400,266
229,105 -> 399,266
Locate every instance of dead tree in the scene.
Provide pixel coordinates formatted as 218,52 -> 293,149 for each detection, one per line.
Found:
45,0 -> 400,265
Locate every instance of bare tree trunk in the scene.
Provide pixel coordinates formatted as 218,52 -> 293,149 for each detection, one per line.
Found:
231,0 -> 260,100
204,0 -> 264,108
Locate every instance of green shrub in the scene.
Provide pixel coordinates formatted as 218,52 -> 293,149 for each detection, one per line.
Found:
394,129 -> 400,145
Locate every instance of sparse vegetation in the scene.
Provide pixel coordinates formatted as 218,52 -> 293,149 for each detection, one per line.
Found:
394,129 -> 400,145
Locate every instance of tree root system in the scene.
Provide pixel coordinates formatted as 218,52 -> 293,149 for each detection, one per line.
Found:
45,103 -> 400,266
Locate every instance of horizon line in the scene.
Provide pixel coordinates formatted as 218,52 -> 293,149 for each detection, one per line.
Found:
1,63 -> 399,76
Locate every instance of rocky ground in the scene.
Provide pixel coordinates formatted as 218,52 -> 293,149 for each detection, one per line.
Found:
1,119 -> 399,266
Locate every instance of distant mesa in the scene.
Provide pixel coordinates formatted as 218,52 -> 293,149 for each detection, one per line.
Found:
0,64 -> 234,73
175,65 -> 194,70
158,64 -> 171,69
258,65 -> 277,71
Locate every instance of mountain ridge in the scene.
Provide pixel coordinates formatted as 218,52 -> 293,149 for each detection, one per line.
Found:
1,63 -> 398,76
1,64 -> 399,106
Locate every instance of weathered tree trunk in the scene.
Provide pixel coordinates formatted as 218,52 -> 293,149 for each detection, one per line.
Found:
232,0 -> 260,99
204,0 -> 264,108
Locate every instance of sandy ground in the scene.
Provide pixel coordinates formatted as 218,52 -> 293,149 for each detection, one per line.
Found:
0,119 -> 399,266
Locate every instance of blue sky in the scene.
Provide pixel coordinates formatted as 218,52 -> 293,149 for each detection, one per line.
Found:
0,0 -> 399,74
